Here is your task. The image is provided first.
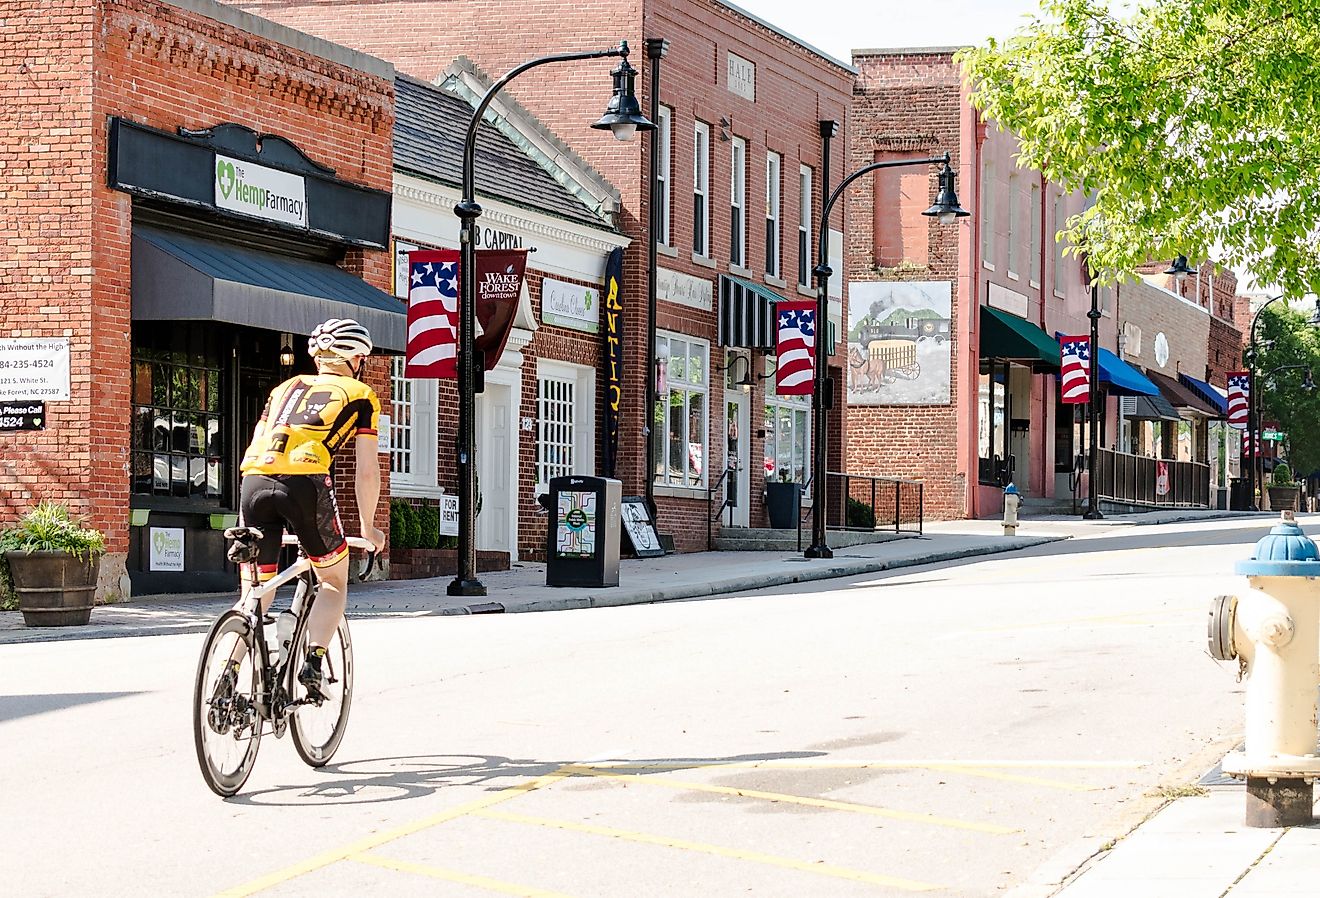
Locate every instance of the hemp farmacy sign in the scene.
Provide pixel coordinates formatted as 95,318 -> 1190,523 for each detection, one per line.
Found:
214,154 -> 307,227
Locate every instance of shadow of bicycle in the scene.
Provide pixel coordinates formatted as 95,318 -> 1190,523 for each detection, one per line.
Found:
230,749 -> 827,807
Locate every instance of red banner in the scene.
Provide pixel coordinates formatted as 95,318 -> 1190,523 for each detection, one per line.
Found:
1058,335 -> 1090,404
474,249 -> 529,371
775,301 -> 817,396
405,249 -> 459,379
1226,371 -> 1249,430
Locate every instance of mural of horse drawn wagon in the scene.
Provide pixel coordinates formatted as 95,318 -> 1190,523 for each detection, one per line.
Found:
848,338 -> 921,393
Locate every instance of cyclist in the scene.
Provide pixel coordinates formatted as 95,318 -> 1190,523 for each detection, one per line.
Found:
236,318 -> 386,699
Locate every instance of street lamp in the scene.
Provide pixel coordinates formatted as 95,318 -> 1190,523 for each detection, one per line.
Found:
1164,255 -> 1195,281
449,42 -> 653,597
804,128 -> 966,559
1245,294 -> 1288,512
641,38 -> 667,522
1083,281 -> 1104,519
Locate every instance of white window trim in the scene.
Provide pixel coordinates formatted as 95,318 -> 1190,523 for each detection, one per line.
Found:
655,331 -> 710,489
980,158 -> 995,268
693,120 -> 710,258
730,136 -> 746,268
766,151 -> 781,279
389,356 -> 443,498
1028,183 -> 1042,287
535,359 -> 596,495
1006,172 -> 1019,278
658,105 -> 672,247
798,164 -> 812,288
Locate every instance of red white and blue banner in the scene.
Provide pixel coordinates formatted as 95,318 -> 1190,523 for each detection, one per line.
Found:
1242,430 -> 1261,457
775,301 -> 816,396
405,249 -> 460,379
1058,335 -> 1090,404
1226,371 -> 1250,430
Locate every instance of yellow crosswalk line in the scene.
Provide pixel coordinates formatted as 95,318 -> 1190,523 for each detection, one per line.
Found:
351,852 -> 579,898
562,765 -> 1018,834
479,809 -> 942,892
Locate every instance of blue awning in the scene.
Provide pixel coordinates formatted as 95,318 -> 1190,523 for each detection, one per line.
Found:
1097,348 -> 1160,396
1179,372 -> 1230,415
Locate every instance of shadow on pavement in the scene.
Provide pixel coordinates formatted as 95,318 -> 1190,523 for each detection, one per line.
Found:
228,750 -> 827,807
0,691 -> 146,723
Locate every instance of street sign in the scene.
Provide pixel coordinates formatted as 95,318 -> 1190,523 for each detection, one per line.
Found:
1261,430 -> 1284,441
0,400 -> 45,431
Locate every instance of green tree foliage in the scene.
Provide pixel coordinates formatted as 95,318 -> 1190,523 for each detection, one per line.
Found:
1253,304 -> 1320,477
959,1 -> 1320,294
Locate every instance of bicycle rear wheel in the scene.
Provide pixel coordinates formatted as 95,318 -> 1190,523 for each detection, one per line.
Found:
289,615 -> 354,767
193,611 -> 264,797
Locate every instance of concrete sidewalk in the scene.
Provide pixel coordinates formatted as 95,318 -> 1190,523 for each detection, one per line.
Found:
0,528 -> 1062,645
1032,782 -> 1319,898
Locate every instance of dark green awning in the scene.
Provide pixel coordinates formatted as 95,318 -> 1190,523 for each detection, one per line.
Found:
980,305 -> 1060,369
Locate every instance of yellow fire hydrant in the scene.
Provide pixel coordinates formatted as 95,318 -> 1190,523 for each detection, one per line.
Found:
1208,510 -> 1320,827
1002,482 -> 1020,537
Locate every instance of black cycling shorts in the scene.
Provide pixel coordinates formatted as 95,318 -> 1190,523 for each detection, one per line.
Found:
239,473 -> 347,580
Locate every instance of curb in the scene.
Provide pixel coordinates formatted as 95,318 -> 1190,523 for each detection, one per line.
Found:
492,535 -> 1065,614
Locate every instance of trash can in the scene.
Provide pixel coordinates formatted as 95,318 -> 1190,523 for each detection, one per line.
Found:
545,475 -> 622,587
1229,477 -> 1251,511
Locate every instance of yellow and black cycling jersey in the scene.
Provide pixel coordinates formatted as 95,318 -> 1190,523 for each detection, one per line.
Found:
239,373 -> 380,476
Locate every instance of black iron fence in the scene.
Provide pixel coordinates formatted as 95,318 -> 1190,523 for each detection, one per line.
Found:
797,471 -> 924,550
1093,448 -> 1210,509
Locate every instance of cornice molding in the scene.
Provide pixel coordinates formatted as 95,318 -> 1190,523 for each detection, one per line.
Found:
393,180 -> 628,256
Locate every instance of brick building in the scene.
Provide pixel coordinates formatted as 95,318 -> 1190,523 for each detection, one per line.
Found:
223,0 -> 855,549
847,48 -> 1109,520
1,0 -> 401,596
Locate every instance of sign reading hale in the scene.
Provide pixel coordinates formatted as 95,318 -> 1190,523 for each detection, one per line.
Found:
214,154 -> 308,228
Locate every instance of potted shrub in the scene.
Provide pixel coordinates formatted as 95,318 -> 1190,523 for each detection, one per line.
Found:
1267,463 -> 1300,512
764,468 -> 804,529
1,502 -> 106,627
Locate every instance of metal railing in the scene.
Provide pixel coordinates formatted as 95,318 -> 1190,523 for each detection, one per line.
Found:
798,471 -> 925,551
706,463 -> 737,551
1093,448 -> 1210,509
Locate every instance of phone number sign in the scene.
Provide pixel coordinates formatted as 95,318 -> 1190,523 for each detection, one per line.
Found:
0,401 -> 45,431
0,338 -> 70,400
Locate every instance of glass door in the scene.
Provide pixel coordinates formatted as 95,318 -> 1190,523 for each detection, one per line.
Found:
724,391 -> 750,527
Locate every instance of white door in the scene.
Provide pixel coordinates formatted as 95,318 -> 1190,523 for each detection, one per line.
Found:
476,381 -> 513,554
723,390 -> 750,527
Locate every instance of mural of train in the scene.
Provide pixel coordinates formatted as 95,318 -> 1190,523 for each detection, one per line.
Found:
847,312 -> 950,393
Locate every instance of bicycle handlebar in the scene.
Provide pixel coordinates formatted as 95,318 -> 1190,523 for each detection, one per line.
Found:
280,535 -> 380,577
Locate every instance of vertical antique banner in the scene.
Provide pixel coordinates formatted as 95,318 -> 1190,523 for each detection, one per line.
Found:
602,247 -> 624,478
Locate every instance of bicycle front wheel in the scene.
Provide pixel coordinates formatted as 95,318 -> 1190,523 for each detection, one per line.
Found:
289,616 -> 354,767
193,611 -> 264,797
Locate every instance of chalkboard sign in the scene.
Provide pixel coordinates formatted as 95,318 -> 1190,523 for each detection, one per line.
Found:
620,496 -> 665,558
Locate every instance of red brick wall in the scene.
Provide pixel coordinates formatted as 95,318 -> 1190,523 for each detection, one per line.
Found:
233,0 -> 853,549
3,0 -> 393,595
1208,317 -> 1244,388
0,2 -> 97,529
846,50 -> 966,520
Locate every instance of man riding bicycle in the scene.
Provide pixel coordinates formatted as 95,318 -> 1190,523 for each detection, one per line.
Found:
236,318 -> 386,699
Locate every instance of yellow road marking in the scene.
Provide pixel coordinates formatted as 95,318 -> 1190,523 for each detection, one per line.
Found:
562,766 -> 1017,834
211,766 -> 575,897
921,764 -> 1099,792
351,852 -> 578,898
479,809 -> 941,892
574,759 -> 1144,771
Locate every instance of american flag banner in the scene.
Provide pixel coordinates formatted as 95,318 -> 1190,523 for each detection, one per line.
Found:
1226,371 -> 1250,430
1058,335 -> 1090,404
1242,429 -> 1260,457
775,301 -> 817,395
405,249 -> 460,379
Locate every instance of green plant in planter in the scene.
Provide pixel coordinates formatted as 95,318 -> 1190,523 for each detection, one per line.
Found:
1271,463 -> 1294,486
846,496 -> 876,530
0,502 -> 106,624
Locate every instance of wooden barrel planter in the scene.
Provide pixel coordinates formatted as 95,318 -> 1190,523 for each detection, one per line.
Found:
5,551 -> 99,627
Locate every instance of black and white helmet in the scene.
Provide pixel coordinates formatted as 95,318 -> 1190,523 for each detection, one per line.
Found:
308,318 -> 373,360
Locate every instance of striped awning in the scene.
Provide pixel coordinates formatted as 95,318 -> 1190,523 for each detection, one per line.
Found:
718,275 -> 778,349
718,274 -> 837,355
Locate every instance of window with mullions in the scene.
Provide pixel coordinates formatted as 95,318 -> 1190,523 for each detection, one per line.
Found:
131,340 -> 224,503
763,359 -> 811,483
653,334 -> 709,488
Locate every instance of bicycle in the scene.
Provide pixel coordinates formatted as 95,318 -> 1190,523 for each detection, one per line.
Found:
193,528 -> 377,797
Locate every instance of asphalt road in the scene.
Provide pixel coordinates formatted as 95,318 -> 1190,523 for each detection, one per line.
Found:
0,516 -> 1273,897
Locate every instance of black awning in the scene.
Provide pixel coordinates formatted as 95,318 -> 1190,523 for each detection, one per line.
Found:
131,227 -> 406,352
1123,393 -> 1183,421
718,275 -> 777,350
1146,370 -> 1223,418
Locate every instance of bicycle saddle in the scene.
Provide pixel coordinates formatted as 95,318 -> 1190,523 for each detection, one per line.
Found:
224,527 -> 265,564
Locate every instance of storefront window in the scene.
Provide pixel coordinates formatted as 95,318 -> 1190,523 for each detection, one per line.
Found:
131,329 -> 224,503
978,360 -> 1009,484
653,334 -> 708,487
763,358 -> 810,483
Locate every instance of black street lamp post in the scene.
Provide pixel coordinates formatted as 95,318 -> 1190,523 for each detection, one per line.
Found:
1083,282 -> 1103,519
804,132 -> 966,559
643,38 -> 668,521
1245,294 -> 1288,513
448,43 -> 652,596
